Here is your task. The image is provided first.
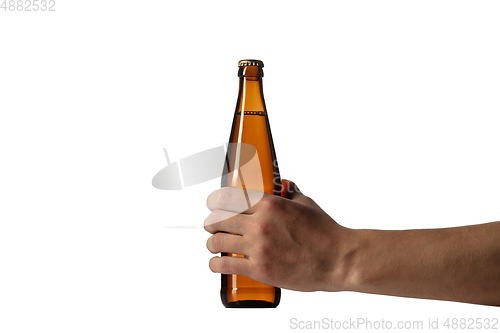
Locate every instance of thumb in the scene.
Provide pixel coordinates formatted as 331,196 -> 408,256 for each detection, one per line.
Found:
281,179 -> 304,201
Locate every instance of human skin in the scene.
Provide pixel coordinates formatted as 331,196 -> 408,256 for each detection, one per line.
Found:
204,180 -> 500,306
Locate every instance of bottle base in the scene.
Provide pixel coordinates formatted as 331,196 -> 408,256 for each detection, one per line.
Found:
223,300 -> 278,308
221,287 -> 281,308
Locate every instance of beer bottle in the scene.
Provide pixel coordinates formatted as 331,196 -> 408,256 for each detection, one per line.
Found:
220,59 -> 281,308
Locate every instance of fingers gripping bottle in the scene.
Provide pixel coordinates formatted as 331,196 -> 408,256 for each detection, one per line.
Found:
220,59 -> 281,308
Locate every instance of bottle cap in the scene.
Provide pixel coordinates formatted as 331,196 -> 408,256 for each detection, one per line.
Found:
238,59 -> 264,67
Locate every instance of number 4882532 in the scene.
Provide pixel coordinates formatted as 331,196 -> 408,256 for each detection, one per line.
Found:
1,0 -> 56,11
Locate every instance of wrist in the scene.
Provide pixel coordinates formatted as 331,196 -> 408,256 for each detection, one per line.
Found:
341,228 -> 370,292
327,226 -> 365,292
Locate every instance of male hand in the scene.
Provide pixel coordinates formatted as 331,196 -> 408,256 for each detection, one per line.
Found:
204,180 -> 355,292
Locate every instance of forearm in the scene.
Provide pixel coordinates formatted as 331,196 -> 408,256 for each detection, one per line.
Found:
342,221 -> 500,306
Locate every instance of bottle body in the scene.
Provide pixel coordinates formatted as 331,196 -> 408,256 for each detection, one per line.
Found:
220,60 -> 281,308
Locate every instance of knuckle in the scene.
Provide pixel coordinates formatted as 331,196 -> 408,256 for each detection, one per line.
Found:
204,210 -> 226,230
214,209 -> 229,223
208,210 -> 220,225
218,257 -> 228,273
261,195 -> 283,211
207,190 -> 218,210
206,237 -> 213,252
253,241 -> 271,257
254,219 -> 273,236
204,213 -> 215,230
208,234 -> 222,253
209,257 -> 218,273
208,188 -> 230,210
217,187 -> 231,205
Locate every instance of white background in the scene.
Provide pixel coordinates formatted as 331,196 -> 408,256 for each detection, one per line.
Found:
1,0 -> 500,332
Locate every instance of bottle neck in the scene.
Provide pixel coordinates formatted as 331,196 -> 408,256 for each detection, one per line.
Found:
236,66 -> 266,113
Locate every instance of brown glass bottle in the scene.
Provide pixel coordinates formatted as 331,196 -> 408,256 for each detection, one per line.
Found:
220,59 -> 281,308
